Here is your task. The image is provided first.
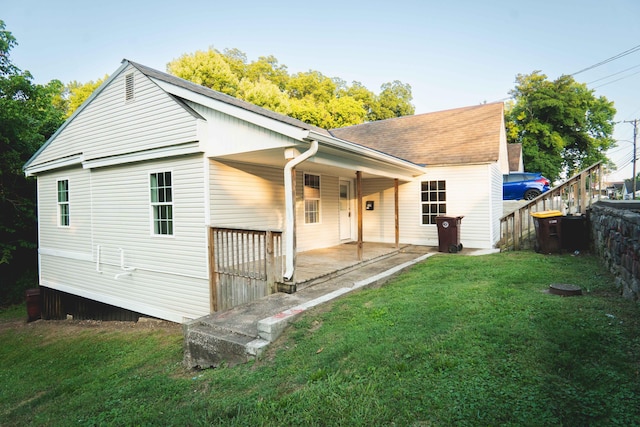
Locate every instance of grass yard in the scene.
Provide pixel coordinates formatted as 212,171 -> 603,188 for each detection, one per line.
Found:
1,251 -> 639,426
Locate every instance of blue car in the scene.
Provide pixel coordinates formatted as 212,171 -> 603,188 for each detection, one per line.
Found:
503,172 -> 550,200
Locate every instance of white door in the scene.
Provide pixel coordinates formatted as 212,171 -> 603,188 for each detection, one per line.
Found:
339,180 -> 352,240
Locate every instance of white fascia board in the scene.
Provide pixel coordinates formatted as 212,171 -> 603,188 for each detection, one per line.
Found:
24,154 -> 84,176
310,156 -> 419,181
82,142 -> 202,169
151,79 -> 310,142
307,130 -> 427,176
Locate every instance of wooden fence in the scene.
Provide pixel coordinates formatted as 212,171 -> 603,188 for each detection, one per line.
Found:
209,227 -> 283,311
499,162 -> 603,251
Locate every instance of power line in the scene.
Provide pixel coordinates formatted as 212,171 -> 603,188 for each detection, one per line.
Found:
593,69 -> 640,89
587,63 -> 640,85
571,44 -> 640,76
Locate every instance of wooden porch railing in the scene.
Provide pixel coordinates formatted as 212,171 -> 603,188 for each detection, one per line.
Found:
209,227 -> 283,311
499,162 -> 603,251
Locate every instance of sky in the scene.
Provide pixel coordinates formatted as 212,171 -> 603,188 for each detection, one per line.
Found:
4,0 -> 640,181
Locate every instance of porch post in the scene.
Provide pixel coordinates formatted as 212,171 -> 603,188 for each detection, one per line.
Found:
394,178 -> 399,249
208,227 -> 218,312
266,230 -> 276,294
356,171 -> 363,260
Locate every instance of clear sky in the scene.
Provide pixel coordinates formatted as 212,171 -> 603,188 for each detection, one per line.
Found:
3,0 -> 640,180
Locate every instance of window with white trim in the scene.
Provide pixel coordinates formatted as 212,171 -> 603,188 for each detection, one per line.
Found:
57,179 -> 70,227
150,172 -> 173,235
304,173 -> 321,224
421,180 -> 446,225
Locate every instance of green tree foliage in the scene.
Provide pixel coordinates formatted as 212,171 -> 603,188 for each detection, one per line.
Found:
167,48 -> 240,96
505,71 -> 616,181
167,47 -> 414,128
0,21 -> 66,304
65,75 -> 108,118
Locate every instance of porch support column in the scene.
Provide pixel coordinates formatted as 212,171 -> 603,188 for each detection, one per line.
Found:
356,171 -> 363,260
394,178 -> 399,249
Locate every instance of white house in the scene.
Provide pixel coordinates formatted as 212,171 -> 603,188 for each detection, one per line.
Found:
24,60 -> 508,323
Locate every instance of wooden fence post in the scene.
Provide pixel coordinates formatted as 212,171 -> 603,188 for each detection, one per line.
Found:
266,230 -> 276,294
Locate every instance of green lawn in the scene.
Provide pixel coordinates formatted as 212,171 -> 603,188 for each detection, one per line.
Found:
1,251 -> 639,426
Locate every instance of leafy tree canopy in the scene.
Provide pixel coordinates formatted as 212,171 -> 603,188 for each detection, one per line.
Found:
0,20 -> 66,303
166,47 -> 414,128
65,75 -> 108,118
505,71 -> 616,182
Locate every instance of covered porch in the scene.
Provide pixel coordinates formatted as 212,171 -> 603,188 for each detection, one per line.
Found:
294,242 -> 434,288
208,133 -> 427,312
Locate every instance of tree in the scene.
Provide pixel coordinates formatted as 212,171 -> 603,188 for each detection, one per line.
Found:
505,71 -> 616,182
167,48 -> 240,96
374,80 -> 415,120
166,48 -> 415,128
65,75 -> 108,118
0,21 -> 66,304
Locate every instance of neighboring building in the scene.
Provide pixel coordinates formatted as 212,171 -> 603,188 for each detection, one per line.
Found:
507,143 -> 524,172
623,180 -> 640,200
24,60 -> 507,323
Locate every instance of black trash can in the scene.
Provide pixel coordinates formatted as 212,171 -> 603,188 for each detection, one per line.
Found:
436,216 -> 463,253
531,210 -> 562,254
561,214 -> 588,252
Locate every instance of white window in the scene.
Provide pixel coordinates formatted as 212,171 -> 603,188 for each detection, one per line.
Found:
421,180 -> 446,225
304,173 -> 321,224
57,179 -> 70,227
150,172 -> 173,235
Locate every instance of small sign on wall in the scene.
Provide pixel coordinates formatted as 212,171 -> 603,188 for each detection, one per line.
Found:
365,201 -> 374,210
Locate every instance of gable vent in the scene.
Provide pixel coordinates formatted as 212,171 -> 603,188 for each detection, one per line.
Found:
125,72 -> 134,101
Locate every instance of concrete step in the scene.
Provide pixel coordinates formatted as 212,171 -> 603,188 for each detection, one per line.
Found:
183,323 -> 268,369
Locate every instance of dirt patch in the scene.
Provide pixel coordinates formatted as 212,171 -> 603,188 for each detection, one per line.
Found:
0,316 -> 181,338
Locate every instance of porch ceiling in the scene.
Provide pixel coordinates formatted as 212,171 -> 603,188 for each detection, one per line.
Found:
212,144 -> 424,181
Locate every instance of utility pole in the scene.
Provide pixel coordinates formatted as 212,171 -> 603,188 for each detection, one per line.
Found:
625,119 -> 638,199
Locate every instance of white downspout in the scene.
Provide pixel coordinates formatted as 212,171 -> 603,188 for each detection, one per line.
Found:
283,140 -> 318,281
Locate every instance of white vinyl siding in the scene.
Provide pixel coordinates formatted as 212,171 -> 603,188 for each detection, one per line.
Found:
490,162 -> 504,245
361,164 -> 498,250
187,102 -> 295,157
209,160 -> 286,230
361,178 -> 397,242
38,155 -> 210,322
208,160 -> 341,253
39,169 -> 92,255
297,173 -> 339,251
28,65 -> 199,167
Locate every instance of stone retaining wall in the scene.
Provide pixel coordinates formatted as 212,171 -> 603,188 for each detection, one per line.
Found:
590,201 -> 640,302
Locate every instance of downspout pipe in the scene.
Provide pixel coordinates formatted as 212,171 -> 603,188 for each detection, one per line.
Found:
283,140 -> 318,281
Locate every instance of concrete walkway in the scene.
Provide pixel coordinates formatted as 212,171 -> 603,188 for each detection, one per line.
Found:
183,245 -> 498,368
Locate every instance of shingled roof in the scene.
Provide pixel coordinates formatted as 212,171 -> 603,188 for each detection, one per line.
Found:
330,102 -> 505,166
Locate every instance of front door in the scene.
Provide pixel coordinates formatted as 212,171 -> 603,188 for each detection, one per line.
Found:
339,180 -> 352,240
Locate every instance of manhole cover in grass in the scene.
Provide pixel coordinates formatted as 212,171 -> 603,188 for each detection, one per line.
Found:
548,283 -> 582,296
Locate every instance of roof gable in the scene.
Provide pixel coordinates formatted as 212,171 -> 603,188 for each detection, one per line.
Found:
24,62 -> 203,173
330,102 -> 505,166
